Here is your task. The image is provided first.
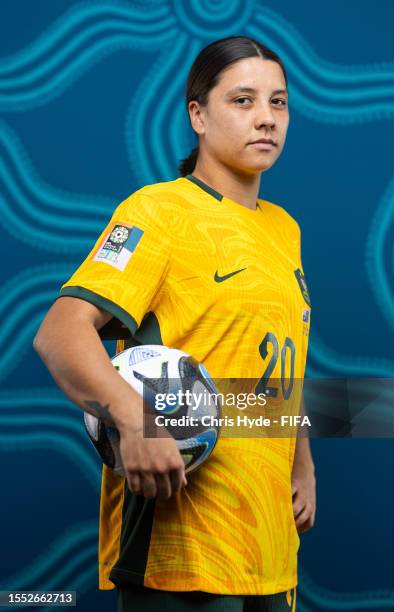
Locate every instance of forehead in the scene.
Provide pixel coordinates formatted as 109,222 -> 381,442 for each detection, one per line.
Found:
215,57 -> 287,94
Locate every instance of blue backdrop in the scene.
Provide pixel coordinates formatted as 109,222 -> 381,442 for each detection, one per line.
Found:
0,1 -> 393,610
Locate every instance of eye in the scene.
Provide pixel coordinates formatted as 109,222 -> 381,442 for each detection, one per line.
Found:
234,97 -> 253,106
271,98 -> 287,107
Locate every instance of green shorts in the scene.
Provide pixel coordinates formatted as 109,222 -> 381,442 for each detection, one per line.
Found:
117,583 -> 296,611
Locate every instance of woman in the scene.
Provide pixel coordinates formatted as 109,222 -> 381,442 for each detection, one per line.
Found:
34,36 -> 316,612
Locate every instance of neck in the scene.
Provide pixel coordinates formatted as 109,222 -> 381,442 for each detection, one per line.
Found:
192,161 -> 261,211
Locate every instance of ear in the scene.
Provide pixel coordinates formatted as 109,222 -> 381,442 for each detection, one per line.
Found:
188,100 -> 205,136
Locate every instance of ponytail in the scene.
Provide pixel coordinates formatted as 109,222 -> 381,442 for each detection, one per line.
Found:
178,146 -> 199,177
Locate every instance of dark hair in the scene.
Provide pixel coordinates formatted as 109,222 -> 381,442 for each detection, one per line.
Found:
178,36 -> 288,177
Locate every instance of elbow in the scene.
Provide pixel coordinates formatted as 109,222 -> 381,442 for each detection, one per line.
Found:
33,330 -> 53,369
33,301 -> 68,361
33,326 -> 49,360
33,310 -> 54,358
32,331 -> 43,356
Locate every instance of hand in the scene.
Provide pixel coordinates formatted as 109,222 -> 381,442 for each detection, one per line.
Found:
118,416 -> 187,502
291,458 -> 316,534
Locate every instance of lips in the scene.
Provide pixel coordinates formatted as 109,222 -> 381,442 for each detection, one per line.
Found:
249,140 -> 276,151
250,138 -> 276,145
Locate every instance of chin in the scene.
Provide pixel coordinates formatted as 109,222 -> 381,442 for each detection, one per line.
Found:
226,157 -> 272,177
245,153 -> 277,173
251,161 -> 274,174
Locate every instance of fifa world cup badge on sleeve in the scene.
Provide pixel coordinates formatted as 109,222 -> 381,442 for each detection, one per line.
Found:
92,223 -> 144,271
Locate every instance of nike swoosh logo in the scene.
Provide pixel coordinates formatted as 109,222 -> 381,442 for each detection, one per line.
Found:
214,267 -> 247,283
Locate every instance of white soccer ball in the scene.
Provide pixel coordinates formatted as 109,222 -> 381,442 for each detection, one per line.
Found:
84,345 -> 221,476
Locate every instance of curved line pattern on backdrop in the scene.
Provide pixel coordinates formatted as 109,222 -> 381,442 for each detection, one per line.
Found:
0,264 -> 77,381
171,0 -> 254,38
0,0 -> 176,111
366,174 -> 394,333
0,520 -> 97,591
0,388 -> 101,489
126,33 -> 201,185
0,1 -> 392,120
298,567 -> 394,610
307,328 -> 394,377
1,1 -> 393,609
0,122 -> 114,252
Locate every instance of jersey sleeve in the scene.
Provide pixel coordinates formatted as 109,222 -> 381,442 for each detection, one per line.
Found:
58,190 -> 170,340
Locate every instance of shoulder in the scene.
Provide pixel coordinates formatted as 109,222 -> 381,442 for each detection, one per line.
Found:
109,179 -> 186,231
115,178 -> 187,219
258,197 -> 301,237
136,178 -> 184,200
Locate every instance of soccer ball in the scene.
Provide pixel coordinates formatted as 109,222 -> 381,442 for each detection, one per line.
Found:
84,345 -> 221,476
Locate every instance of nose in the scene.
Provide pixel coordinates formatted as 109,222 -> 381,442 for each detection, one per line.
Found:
255,102 -> 275,129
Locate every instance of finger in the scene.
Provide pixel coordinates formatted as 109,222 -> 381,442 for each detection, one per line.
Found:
169,467 -> 185,495
141,473 -> 157,499
297,517 -> 313,534
295,506 -> 312,529
127,472 -> 142,495
304,509 -> 316,530
293,499 -> 306,520
291,481 -> 298,497
155,472 -> 172,501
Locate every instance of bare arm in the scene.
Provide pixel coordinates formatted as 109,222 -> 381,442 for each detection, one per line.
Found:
33,296 -> 186,499
291,396 -> 316,533
33,296 -> 140,429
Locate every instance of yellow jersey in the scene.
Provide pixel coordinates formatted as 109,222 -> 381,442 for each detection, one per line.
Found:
58,174 -> 311,595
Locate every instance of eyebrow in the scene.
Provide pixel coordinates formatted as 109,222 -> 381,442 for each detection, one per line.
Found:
226,86 -> 288,97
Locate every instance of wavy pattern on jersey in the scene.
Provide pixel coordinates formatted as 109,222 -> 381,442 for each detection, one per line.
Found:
0,388 -> 101,489
0,264 -> 76,382
0,122 -> 113,252
0,1 -> 175,110
145,438 -> 297,593
0,520 -> 97,592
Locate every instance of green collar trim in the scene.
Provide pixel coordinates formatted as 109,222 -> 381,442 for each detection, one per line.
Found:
185,173 -> 260,210
185,174 -> 223,201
